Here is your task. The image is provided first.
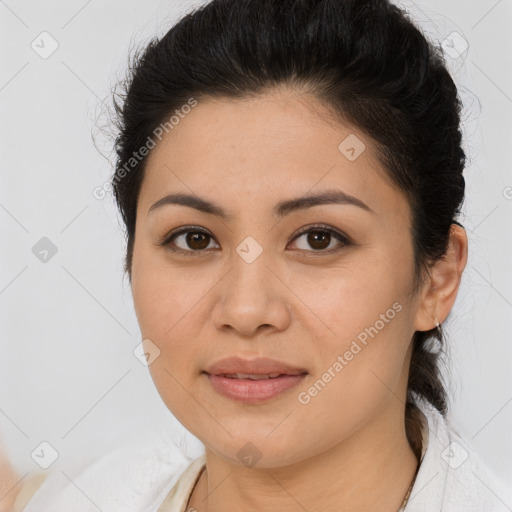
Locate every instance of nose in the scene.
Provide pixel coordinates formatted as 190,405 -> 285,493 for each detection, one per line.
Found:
210,248 -> 292,337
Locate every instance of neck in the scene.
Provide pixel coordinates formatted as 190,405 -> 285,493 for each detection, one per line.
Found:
188,399 -> 420,512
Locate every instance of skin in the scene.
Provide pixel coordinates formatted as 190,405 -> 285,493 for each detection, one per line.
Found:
0,438 -> 21,511
130,87 -> 468,512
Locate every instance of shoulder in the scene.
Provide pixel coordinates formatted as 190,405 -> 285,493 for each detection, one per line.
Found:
443,426 -> 512,511
21,429 -> 201,512
157,454 -> 206,512
407,396 -> 512,512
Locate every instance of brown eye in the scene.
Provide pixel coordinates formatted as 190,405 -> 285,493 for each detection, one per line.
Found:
161,227 -> 219,255
307,230 -> 331,250
160,224 -> 350,257
184,232 -> 211,250
289,225 -> 350,253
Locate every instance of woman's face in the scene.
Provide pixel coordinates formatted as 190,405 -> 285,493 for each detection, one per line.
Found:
131,88 -> 424,468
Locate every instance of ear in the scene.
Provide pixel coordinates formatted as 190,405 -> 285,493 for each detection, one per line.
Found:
414,224 -> 468,331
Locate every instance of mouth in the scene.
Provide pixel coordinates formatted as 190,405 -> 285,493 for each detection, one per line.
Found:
203,356 -> 309,403
215,372 -> 299,380
204,355 -> 308,376
203,371 -> 308,403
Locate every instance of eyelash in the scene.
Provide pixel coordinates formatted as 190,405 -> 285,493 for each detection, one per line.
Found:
158,223 -> 352,257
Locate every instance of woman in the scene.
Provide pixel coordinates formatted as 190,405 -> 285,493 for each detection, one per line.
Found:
14,0 -> 511,510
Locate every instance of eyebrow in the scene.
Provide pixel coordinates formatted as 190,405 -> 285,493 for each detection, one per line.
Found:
147,189 -> 374,219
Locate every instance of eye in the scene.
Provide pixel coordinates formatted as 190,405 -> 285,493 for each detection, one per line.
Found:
159,226 -> 219,256
288,224 -> 351,253
159,223 -> 351,256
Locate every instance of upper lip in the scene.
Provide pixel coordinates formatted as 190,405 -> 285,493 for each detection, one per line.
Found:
204,356 -> 308,376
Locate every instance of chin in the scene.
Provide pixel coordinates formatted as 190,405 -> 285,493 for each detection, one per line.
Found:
200,427 -> 314,469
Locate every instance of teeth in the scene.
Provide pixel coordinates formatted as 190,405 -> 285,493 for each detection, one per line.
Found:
224,373 -> 282,380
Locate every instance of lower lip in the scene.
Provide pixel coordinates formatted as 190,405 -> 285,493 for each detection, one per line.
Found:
205,373 -> 307,404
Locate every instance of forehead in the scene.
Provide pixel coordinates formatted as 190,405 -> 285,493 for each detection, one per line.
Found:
139,90 -> 409,221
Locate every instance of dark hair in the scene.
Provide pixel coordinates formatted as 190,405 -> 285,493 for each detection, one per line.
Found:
111,0 -> 466,450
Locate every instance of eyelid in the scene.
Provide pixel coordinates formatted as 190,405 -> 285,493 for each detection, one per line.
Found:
288,224 -> 351,253
157,225 -> 219,256
159,223 -> 352,256
290,223 -> 350,243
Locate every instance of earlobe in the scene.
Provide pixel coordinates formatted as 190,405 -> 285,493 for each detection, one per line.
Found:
413,224 -> 468,332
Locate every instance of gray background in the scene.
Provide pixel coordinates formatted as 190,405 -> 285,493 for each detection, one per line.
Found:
1,0 -> 511,485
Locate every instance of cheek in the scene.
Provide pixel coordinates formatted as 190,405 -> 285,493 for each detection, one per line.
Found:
131,254 -> 211,428
293,299 -> 411,448
132,272 -> 211,380
294,252 -> 413,398
131,243 -> 212,340
293,254 -> 409,346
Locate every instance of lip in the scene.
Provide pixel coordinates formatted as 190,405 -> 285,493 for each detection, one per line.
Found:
205,373 -> 307,404
204,356 -> 308,404
205,356 -> 308,376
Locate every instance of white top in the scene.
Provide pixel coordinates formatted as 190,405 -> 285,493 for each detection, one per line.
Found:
23,396 -> 512,512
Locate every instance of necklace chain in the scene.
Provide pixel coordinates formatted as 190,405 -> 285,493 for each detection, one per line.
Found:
190,450 -> 420,512
190,460 -> 420,512
396,460 -> 420,512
